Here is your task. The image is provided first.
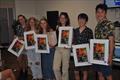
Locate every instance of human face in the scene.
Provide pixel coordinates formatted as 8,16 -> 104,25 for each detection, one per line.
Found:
29,19 -> 35,29
78,18 -> 86,28
18,16 -> 25,25
40,20 -> 47,29
60,15 -> 67,26
96,8 -> 106,22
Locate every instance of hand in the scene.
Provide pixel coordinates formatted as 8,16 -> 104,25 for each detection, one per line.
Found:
18,37 -> 24,40
108,57 -> 113,66
2,69 -> 12,78
33,40 -> 36,44
49,43 -> 55,48
64,45 -> 68,49
14,35 -> 17,38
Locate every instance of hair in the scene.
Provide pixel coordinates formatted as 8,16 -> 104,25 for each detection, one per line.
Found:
58,12 -> 70,26
38,17 -> 50,34
17,14 -> 27,23
26,17 -> 38,31
78,13 -> 88,22
96,4 -> 108,13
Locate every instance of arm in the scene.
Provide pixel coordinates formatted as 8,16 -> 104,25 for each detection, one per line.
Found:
2,69 -> 16,80
107,23 -> 115,65
108,36 -> 115,65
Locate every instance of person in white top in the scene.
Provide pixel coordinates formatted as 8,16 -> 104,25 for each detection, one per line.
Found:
25,17 -> 42,80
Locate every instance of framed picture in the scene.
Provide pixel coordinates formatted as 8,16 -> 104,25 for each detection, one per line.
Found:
24,31 -> 35,49
72,44 -> 91,67
35,34 -> 50,53
58,26 -> 73,48
90,39 -> 109,65
8,37 -> 24,57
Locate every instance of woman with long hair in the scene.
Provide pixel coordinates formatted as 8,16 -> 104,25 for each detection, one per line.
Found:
53,12 -> 71,80
26,17 -> 42,80
38,17 -> 56,80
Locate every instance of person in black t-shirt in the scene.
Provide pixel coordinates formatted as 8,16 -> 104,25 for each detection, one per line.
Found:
73,13 -> 93,80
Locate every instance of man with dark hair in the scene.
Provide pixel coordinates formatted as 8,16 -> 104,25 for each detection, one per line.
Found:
93,3 -> 115,80
78,13 -> 88,22
96,4 -> 108,13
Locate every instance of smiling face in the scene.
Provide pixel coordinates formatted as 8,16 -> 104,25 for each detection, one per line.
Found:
78,18 -> 86,28
59,15 -> 67,26
96,8 -> 107,22
29,19 -> 35,29
40,20 -> 48,30
18,16 -> 26,25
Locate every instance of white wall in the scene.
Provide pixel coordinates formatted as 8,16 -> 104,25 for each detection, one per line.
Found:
15,0 -> 103,31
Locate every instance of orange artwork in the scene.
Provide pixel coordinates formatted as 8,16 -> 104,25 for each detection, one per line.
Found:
12,40 -> 23,53
61,30 -> 69,44
38,38 -> 46,45
62,30 -> 69,38
94,43 -> 105,60
38,38 -> 46,50
76,48 -> 87,62
27,34 -> 34,46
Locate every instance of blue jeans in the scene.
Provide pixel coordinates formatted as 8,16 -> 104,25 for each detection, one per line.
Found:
41,48 -> 55,79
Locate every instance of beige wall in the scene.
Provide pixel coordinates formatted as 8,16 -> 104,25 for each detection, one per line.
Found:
15,0 -> 104,31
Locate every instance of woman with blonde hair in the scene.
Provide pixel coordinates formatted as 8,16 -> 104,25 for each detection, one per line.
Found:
26,17 -> 42,80
38,17 -> 56,80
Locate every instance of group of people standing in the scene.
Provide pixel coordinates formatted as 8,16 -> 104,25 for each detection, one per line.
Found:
10,3 -> 114,80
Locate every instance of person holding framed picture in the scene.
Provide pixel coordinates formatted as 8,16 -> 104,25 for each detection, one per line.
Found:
72,13 -> 93,80
25,17 -> 42,80
93,4 -> 115,80
53,12 -> 71,80
12,14 -> 28,80
38,17 -> 56,80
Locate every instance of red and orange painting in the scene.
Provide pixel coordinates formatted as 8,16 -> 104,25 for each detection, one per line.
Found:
61,30 -> 69,44
12,40 -> 23,53
26,34 -> 35,46
37,37 -> 46,50
76,48 -> 88,62
94,43 -> 105,60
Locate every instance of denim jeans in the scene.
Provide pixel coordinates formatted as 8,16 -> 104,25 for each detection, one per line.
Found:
41,48 -> 55,79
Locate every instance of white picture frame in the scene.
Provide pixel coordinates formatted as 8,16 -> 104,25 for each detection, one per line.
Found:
35,34 -> 50,53
90,39 -> 109,65
8,37 -> 24,57
58,26 -> 73,48
24,31 -> 35,50
72,44 -> 91,67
